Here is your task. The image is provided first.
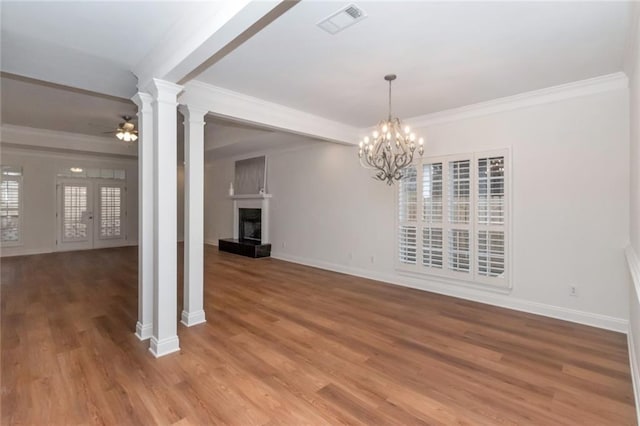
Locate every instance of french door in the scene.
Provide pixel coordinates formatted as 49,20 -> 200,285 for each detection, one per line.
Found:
57,179 -> 127,251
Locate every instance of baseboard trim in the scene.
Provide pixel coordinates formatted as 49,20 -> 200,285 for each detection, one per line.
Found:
1,247 -> 53,257
135,321 -> 153,341
180,310 -> 206,327
149,336 -> 180,358
205,239 -> 218,246
628,330 -> 640,423
625,245 -> 640,424
271,251 -> 628,333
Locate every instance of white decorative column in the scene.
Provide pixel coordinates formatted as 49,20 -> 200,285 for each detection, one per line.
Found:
131,92 -> 154,341
178,104 -> 207,327
148,79 -> 183,357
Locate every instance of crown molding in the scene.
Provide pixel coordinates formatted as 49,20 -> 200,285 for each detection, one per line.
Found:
1,124 -> 137,157
181,80 -> 360,145
403,72 -> 628,129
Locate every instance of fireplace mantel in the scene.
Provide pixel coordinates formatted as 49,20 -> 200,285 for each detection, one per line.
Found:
229,194 -> 272,200
231,194 -> 271,244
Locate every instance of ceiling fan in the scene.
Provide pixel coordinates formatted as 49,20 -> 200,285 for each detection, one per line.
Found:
104,115 -> 138,142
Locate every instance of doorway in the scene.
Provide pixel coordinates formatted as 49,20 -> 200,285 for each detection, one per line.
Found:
56,179 -> 127,251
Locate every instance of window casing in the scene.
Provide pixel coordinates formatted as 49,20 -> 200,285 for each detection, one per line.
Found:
1,166 -> 23,246
396,150 -> 510,290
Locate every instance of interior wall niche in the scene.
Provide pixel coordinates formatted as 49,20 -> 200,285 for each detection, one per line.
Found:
234,156 -> 267,195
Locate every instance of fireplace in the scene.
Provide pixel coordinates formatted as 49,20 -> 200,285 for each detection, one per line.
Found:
218,193 -> 272,258
239,208 -> 261,242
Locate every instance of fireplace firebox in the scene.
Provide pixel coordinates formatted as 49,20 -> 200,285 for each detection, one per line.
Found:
239,208 -> 261,242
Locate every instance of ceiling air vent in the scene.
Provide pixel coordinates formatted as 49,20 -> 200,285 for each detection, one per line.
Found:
317,4 -> 367,35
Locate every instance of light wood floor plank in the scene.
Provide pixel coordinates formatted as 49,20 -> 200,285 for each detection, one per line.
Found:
1,246 -> 636,425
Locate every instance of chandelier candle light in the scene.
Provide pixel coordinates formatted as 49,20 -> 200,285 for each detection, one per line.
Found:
358,74 -> 424,185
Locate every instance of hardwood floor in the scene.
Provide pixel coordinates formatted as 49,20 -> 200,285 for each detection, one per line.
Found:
1,245 -> 636,425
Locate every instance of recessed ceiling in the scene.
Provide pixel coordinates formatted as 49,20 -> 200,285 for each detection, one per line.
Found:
0,75 -> 137,137
196,1 -> 630,127
1,74 -> 319,158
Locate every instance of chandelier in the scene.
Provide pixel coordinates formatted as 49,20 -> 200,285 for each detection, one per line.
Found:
358,74 -> 423,185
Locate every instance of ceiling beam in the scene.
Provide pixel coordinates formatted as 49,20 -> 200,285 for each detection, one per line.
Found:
180,81 -> 360,145
134,1 -> 298,91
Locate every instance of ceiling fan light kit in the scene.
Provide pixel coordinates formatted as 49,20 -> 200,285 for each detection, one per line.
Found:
114,115 -> 138,142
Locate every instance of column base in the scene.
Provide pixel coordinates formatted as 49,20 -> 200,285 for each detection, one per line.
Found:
149,336 -> 180,358
181,309 -> 206,327
135,321 -> 153,341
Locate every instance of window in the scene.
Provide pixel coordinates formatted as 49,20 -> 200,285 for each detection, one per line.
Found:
396,150 -> 509,290
99,186 -> 122,238
1,166 -> 22,245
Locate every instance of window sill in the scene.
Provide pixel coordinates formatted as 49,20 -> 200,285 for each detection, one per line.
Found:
396,266 -> 512,295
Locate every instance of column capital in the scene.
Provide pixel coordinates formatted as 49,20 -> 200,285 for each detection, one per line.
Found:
178,104 -> 208,124
148,79 -> 184,104
131,92 -> 153,112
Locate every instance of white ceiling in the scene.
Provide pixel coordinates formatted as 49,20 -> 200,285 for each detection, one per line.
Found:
0,1 -> 633,156
1,1 -> 200,68
0,1 -> 203,97
197,1 -> 630,127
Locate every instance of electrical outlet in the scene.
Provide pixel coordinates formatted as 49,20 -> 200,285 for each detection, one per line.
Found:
281,242 -> 286,249
569,285 -> 578,297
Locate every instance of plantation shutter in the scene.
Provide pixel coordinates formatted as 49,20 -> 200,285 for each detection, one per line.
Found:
477,156 -> 506,278
448,160 -> 471,273
99,186 -> 122,239
422,163 -> 443,268
0,175 -> 21,243
398,166 -> 417,264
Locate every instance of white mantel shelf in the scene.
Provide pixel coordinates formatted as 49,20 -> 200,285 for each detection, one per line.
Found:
229,194 -> 272,200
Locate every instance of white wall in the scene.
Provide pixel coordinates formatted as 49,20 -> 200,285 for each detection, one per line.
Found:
204,159 -> 234,245
206,86 -> 630,331
0,146 -> 138,257
625,3 -> 640,421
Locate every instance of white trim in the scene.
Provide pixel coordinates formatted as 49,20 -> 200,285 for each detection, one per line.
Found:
181,80 -> 360,145
271,251 -> 628,333
149,336 -> 180,358
628,331 -> 640,424
0,246 -> 52,257
405,73 -> 628,128
205,239 -> 218,246
180,309 -> 206,327
625,244 -> 640,424
230,193 -> 272,200
135,322 -> 153,341
626,245 -> 640,306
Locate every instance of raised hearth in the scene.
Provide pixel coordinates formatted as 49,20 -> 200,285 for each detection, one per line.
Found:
218,238 -> 271,258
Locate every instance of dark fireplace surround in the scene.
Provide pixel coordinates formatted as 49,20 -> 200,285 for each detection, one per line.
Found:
219,207 -> 271,258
